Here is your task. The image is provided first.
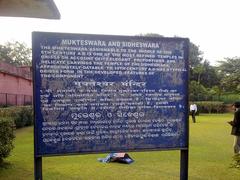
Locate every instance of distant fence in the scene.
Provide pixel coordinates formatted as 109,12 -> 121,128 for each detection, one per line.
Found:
0,93 -> 32,106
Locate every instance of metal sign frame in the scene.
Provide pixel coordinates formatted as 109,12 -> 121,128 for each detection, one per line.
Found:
33,32 -> 189,180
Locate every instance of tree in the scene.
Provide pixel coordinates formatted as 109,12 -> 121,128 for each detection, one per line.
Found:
189,80 -> 210,101
139,33 -> 164,37
189,42 -> 203,69
218,57 -> 240,92
189,42 -> 205,85
199,60 -> 221,88
0,41 -> 31,66
209,85 -> 222,101
192,64 -> 204,84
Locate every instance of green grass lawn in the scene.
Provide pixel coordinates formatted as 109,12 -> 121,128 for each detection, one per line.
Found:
1,114 -> 240,180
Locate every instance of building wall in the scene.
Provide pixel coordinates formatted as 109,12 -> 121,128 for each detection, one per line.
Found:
0,61 -> 32,106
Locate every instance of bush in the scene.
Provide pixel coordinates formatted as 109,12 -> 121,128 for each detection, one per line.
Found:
0,106 -> 33,129
194,101 -> 225,113
13,107 -> 33,128
0,118 -> 15,164
0,107 -> 20,117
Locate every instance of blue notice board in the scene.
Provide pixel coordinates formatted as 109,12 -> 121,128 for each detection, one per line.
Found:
32,32 -> 189,156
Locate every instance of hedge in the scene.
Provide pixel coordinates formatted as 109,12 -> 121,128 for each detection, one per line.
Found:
0,106 -> 33,129
193,101 -> 225,114
0,118 -> 15,163
213,93 -> 240,104
14,107 -> 33,128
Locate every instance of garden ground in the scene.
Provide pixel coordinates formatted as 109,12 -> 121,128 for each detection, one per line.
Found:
0,114 -> 240,180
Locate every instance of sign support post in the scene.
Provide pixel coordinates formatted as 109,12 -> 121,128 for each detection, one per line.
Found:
180,149 -> 189,180
34,156 -> 42,180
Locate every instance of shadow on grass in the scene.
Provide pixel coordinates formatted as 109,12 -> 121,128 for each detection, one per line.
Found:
0,161 -> 13,169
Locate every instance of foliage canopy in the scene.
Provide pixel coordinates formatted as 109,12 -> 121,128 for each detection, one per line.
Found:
218,57 -> 240,92
0,41 -> 31,66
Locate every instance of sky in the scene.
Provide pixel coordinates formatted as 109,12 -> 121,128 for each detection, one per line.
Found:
0,0 -> 240,65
